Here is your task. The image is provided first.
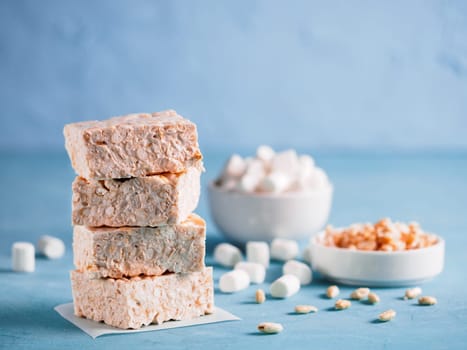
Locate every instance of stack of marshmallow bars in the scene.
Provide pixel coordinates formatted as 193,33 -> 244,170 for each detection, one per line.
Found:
63,110 -> 214,329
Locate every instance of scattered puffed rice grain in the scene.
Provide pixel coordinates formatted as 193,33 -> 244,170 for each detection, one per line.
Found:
350,287 -> 370,300
367,292 -> 380,304
378,309 -> 396,322
258,322 -> 283,334
418,296 -> 437,305
294,305 -> 318,314
256,289 -> 266,304
326,285 -> 340,298
404,287 -> 422,300
335,299 -> 351,310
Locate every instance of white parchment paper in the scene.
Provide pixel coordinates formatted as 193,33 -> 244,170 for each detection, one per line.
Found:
55,303 -> 240,339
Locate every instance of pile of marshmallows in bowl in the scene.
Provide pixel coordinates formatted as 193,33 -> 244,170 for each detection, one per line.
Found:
209,146 -> 333,243
215,239 -> 310,297
215,145 -> 330,194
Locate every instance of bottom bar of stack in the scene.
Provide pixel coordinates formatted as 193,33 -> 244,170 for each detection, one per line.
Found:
71,267 -> 214,329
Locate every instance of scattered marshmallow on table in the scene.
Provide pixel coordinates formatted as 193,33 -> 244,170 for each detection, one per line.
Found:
270,238 -> 299,261
214,243 -> 243,267
246,241 -> 270,267
270,274 -> 301,298
234,261 -> 266,284
219,269 -> 250,293
12,242 -> 35,272
282,260 -> 312,285
37,235 -> 65,259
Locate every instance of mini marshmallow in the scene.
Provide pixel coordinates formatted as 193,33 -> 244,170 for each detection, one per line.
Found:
296,155 -> 315,189
217,177 -> 239,191
256,145 -> 275,163
222,154 -> 246,178
270,274 -> 300,298
37,235 -> 65,259
258,172 -> 291,194
234,261 -> 266,284
283,260 -> 312,285
271,150 -> 299,178
214,243 -> 243,267
237,159 -> 265,193
237,173 -> 262,193
270,238 -> 299,261
219,269 -> 250,293
246,241 -> 270,267
309,167 -> 329,188
245,159 -> 266,177
12,242 -> 35,272
299,154 -> 315,172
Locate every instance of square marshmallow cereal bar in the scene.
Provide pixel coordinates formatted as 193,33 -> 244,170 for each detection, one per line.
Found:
71,267 -> 214,329
64,110 -> 202,179
74,214 -> 206,278
72,164 -> 202,227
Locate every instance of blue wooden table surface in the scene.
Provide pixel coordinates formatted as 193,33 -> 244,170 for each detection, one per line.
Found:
1,151 -> 466,349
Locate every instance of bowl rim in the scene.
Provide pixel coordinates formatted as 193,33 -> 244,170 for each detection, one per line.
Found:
208,180 -> 334,199
310,231 -> 445,256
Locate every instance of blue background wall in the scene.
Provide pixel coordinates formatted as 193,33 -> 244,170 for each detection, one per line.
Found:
1,0 -> 466,152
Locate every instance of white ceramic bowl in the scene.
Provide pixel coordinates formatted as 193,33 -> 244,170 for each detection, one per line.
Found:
309,232 -> 445,287
207,182 -> 333,244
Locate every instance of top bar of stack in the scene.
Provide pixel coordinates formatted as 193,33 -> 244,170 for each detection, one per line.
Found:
64,110 -> 202,179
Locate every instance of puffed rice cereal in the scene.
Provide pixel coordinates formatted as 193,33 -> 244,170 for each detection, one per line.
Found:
320,218 -> 438,251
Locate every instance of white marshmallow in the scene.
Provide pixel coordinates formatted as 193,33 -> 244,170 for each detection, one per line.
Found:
237,173 -> 262,193
296,155 -> 316,189
282,260 -> 312,285
299,154 -> 315,172
245,159 -> 265,177
12,242 -> 35,272
258,172 -> 291,194
246,241 -> 270,267
214,243 -> 243,267
271,150 -> 299,178
234,261 -> 266,284
270,238 -> 299,261
219,269 -> 250,293
309,167 -> 329,188
237,159 -> 265,193
217,177 -> 239,191
222,154 -> 246,178
270,274 -> 300,298
256,145 -> 275,163
37,235 -> 65,259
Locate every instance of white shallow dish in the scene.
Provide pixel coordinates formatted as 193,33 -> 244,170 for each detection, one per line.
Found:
309,232 -> 445,287
207,182 -> 333,244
